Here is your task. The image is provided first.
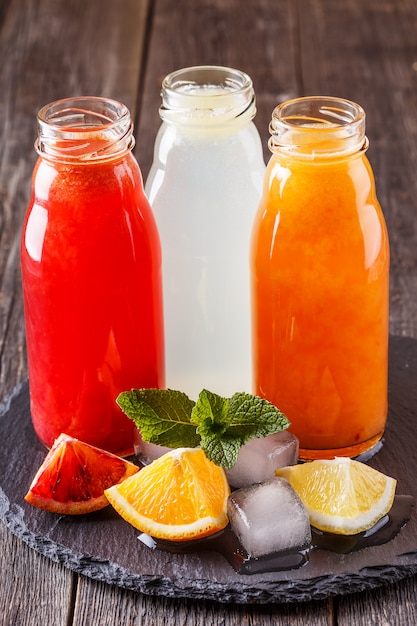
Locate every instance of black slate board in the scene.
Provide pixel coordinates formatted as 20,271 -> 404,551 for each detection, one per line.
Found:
1,335 -> 417,604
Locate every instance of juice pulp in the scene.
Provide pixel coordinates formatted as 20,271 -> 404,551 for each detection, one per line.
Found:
251,152 -> 389,459
21,152 -> 165,455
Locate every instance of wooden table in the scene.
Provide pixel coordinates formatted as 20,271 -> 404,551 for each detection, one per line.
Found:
1,0 -> 417,623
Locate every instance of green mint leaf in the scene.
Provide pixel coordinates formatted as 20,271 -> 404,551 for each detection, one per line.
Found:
200,434 -> 242,470
191,389 -> 231,438
190,389 -> 290,469
190,389 -> 234,467
226,392 -> 290,444
116,388 -> 200,448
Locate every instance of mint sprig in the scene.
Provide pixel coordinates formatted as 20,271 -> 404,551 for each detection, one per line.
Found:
117,388 -> 290,469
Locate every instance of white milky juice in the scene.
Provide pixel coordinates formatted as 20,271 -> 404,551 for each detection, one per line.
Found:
145,67 -> 265,399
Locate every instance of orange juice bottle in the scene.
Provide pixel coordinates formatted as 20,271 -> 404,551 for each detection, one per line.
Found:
250,96 -> 389,460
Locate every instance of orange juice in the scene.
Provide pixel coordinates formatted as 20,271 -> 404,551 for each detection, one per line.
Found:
250,97 -> 389,460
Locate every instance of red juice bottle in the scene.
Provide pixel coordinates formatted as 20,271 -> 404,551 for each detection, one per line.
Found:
21,97 -> 165,455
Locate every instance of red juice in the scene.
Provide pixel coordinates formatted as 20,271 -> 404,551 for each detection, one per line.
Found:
21,98 -> 165,455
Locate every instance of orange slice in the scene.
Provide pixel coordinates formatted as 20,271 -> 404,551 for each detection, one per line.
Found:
276,457 -> 397,535
104,447 -> 230,541
25,433 -> 139,515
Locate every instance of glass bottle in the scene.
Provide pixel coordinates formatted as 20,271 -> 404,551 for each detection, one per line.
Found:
251,96 -> 389,460
145,65 -> 265,400
21,96 -> 165,455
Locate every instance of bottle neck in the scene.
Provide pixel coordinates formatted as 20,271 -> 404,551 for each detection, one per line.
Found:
159,65 -> 257,130
35,96 -> 135,164
268,96 -> 368,160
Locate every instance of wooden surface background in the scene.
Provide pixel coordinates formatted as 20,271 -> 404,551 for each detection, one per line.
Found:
1,0 -> 417,623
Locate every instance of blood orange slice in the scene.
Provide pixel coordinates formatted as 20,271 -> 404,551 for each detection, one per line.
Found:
25,433 -> 139,514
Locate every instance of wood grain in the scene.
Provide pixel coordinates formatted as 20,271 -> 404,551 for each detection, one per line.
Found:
336,578 -> 417,625
72,576 -> 334,625
0,523 -> 74,625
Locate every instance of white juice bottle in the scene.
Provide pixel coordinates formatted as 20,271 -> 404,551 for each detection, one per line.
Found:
145,66 -> 265,400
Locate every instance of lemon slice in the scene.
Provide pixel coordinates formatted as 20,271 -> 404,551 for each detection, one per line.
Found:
276,457 -> 396,535
105,447 -> 230,541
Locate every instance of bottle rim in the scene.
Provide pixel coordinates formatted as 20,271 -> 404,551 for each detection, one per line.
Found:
159,65 -> 256,126
35,96 -> 135,162
269,96 -> 368,158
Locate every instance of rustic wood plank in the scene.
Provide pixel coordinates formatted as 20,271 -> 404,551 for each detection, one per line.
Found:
72,575 -> 334,625
0,523 -> 74,626
336,578 -> 417,625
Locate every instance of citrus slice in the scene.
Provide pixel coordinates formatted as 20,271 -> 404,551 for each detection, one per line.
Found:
104,447 -> 230,541
25,433 -> 139,515
276,457 -> 397,535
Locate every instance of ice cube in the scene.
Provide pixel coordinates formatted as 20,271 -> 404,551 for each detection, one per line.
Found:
227,477 -> 311,558
226,431 -> 299,488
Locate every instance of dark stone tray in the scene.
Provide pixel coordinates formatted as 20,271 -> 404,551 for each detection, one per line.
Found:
1,336 -> 417,604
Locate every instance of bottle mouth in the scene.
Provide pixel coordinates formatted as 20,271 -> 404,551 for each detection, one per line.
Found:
159,65 -> 256,126
269,96 -> 367,158
35,96 -> 135,162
